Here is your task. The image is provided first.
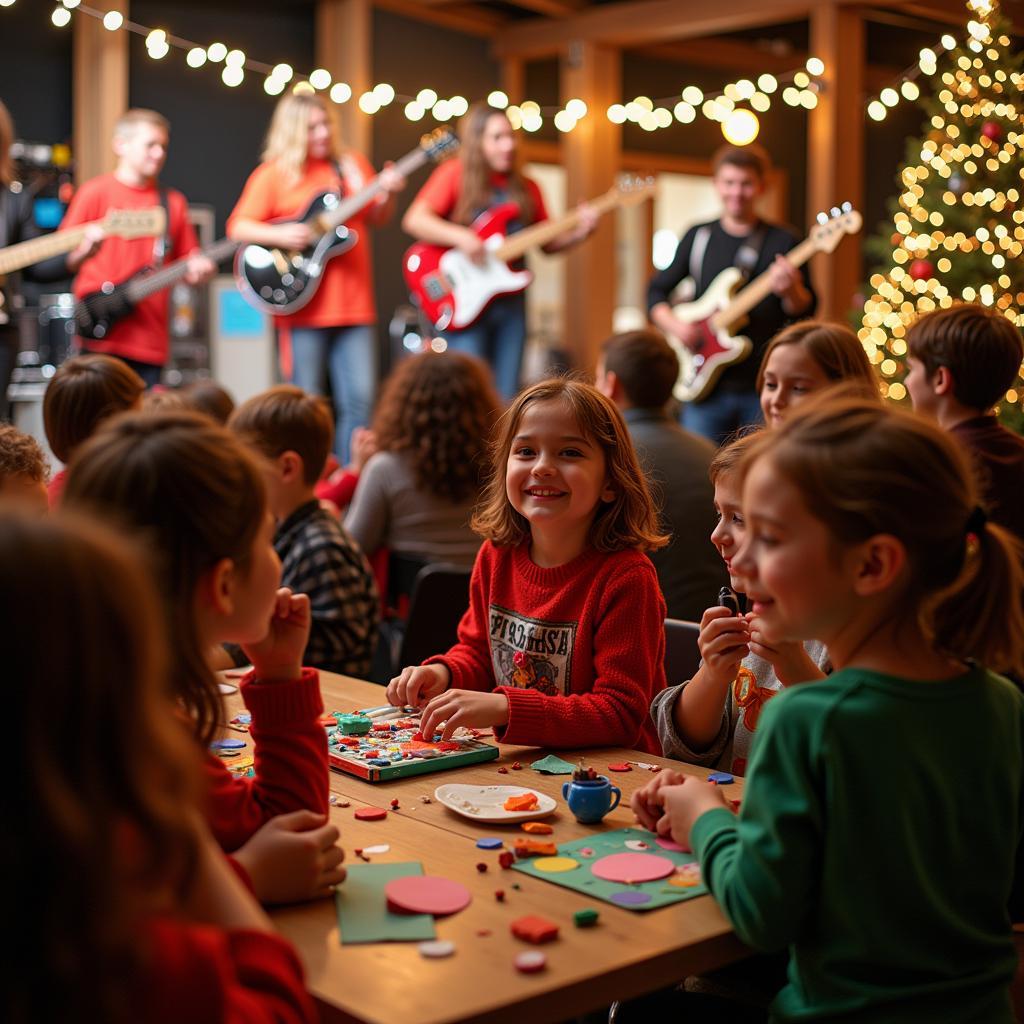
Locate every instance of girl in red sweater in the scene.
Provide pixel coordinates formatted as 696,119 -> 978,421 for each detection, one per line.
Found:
64,411 -> 342,904
387,378 -> 669,753
3,512 -> 315,1024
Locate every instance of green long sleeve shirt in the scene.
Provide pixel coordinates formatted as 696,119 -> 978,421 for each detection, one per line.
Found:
691,665 -> 1024,1023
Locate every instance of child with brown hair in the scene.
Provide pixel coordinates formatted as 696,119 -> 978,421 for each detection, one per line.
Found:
387,377 -> 668,753
905,301 -> 1024,541
63,411 -> 342,905
227,384 -> 379,678
2,511 -> 316,1023
651,431 -> 828,775
635,393 -> 1024,1022
42,353 -> 144,506
757,320 -> 879,427
0,424 -> 48,514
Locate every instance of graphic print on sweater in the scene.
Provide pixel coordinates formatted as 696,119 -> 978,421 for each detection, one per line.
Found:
489,604 -> 576,697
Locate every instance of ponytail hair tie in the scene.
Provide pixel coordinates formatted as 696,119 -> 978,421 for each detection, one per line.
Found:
966,505 -> 988,535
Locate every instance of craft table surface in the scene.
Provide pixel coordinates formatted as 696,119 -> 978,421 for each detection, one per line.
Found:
222,671 -> 748,1024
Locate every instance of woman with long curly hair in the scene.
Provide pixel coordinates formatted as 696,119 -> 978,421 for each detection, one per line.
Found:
402,102 -> 596,400
344,349 -> 501,574
228,90 -> 405,461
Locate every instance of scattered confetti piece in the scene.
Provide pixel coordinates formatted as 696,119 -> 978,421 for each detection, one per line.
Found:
511,915 -> 559,944
511,761 -> 522,770
362,844 -> 390,855
579,847 -> 595,857
390,798 -> 400,809
476,929 -> 492,937
499,851 -> 515,869
574,908 -> 599,928
476,862 -> 488,873
514,951 -> 547,974
520,821 -> 552,834
476,837 -> 503,850
607,762 -> 632,773
495,889 -> 505,902
708,772 -> 735,785
419,940 -> 456,959
530,755 -> 576,775
335,798 -> 351,808
420,795 -> 432,804
354,807 -> 387,821
497,766 -> 509,774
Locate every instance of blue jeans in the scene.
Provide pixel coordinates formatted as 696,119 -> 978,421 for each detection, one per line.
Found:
290,325 -> 375,462
681,388 -> 763,446
440,294 -> 526,402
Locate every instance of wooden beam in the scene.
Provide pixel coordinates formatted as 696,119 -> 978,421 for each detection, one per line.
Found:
502,57 -> 526,105
862,0 -> 1018,30
372,0 -> 506,37
807,3 -> 865,320
317,0 -> 372,157
493,0 -> 812,59
73,0 -> 128,183
512,0 -> 587,15
561,42 -> 622,373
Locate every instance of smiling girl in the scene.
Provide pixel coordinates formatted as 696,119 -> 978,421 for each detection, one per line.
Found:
386,378 -> 667,753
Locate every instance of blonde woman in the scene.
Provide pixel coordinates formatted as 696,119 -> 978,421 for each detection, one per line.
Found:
228,91 -> 404,460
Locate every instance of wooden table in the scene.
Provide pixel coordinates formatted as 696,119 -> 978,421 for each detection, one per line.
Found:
221,671 -> 748,1024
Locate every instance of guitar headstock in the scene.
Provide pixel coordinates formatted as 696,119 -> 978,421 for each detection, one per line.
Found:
809,203 -> 863,253
421,128 -> 460,163
101,206 -> 168,240
612,175 -> 657,206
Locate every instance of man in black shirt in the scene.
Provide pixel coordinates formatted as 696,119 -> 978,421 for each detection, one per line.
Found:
647,146 -> 815,444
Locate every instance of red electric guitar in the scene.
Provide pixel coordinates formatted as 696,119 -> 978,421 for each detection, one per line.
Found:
404,176 -> 655,331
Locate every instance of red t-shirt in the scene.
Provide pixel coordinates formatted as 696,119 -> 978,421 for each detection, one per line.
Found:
426,541 -> 665,754
414,158 -> 548,226
228,155 -> 379,328
61,174 -> 199,366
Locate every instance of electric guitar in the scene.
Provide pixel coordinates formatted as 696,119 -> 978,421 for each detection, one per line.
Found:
75,236 -> 239,340
0,206 -> 166,325
667,205 -> 862,403
404,176 -> 655,331
235,128 -> 459,316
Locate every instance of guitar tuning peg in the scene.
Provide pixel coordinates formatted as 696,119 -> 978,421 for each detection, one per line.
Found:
816,211 -> 829,225
830,206 -> 841,218
841,201 -> 852,212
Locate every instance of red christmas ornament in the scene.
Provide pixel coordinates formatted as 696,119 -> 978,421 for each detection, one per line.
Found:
981,121 -> 1003,141
909,259 -> 934,281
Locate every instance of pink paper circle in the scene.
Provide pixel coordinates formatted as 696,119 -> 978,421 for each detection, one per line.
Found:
590,852 -> 676,884
385,875 -> 472,916
655,837 -> 690,853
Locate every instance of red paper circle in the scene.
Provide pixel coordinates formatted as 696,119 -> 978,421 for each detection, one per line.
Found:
590,852 -> 676,884
385,875 -> 472,916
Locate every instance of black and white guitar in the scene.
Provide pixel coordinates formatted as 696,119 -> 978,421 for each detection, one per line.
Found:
75,236 -> 239,340
235,128 -> 459,316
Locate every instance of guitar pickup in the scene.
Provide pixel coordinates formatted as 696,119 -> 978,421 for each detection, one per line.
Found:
423,272 -> 451,301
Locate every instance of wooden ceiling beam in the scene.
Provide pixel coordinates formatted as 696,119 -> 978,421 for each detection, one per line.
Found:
373,0 -> 507,37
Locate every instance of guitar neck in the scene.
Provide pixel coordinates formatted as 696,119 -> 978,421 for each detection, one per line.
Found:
712,233 -> 818,330
321,147 -> 432,230
124,237 -> 238,303
495,190 -> 620,263
0,222 -> 94,275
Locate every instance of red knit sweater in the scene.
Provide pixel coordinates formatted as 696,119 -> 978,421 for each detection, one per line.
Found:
140,919 -> 316,1023
205,668 -> 329,853
426,542 -> 666,754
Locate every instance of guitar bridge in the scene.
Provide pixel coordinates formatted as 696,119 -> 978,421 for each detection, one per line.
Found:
423,272 -> 450,301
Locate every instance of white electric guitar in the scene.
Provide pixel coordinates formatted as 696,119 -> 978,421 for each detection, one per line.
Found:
668,205 -> 862,403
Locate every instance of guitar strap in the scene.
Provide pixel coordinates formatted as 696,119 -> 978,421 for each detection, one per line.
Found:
689,221 -> 768,294
152,187 -> 171,268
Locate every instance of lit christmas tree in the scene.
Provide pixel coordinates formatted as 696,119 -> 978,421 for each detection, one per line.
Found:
859,0 -> 1024,430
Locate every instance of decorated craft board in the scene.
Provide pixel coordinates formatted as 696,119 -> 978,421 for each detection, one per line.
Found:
326,708 -> 499,782
511,827 -> 708,911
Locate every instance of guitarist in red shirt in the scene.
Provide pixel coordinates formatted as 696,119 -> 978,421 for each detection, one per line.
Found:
402,102 -> 596,401
62,109 -> 216,388
647,145 -> 814,445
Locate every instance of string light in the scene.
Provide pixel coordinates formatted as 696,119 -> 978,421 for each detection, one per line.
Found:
51,5 -> 71,26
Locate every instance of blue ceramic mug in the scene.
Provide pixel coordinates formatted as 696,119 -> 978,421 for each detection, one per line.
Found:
562,776 -> 621,824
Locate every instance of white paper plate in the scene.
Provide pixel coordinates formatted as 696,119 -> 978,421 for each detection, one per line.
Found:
434,784 -> 557,823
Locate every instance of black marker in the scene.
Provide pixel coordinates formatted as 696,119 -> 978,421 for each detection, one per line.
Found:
718,586 -> 741,616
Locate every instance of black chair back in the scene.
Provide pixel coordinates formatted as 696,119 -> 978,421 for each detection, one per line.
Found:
397,563 -> 473,671
663,618 -> 701,684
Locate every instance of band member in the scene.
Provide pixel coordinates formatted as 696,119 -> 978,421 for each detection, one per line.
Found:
228,91 -> 405,462
0,100 -> 100,417
647,145 -> 815,444
61,109 -> 216,388
402,102 -> 596,401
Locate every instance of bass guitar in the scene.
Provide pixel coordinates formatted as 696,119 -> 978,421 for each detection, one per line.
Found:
667,205 -> 862,404
404,176 -> 656,331
0,206 -> 165,325
235,128 -> 459,316
75,236 -> 238,340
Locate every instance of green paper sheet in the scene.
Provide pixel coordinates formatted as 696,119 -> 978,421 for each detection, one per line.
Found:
530,755 -> 577,775
335,862 -> 436,944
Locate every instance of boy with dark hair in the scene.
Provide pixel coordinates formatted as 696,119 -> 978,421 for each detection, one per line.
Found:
0,424 -> 49,515
647,144 -> 815,444
905,302 -> 1024,541
597,330 -> 727,621
227,385 -> 379,677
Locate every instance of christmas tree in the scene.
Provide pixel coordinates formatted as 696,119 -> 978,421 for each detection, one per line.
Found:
859,0 -> 1024,430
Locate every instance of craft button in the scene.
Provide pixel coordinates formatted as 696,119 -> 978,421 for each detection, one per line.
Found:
533,857 -> 580,874
514,951 -> 547,974
607,762 -> 632,772
476,837 -> 504,850
209,738 -> 246,751
510,915 -> 559,944
419,940 -> 456,959
573,908 -> 599,928
354,807 -> 388,821
708,771 -> 735,785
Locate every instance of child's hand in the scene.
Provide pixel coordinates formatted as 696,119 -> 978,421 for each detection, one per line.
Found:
746,612 -> 824,686
232,810 -> 346,905
387,664 -> 450,708
242,588 -> 311,683
631,767 -> 687,831
419,690 -> 510,742
349,428 -> 378,472
698,606 -> 750,684
658,777 -> 731,847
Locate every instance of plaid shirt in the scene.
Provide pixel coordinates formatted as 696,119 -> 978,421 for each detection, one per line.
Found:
228,500 -> 379,677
